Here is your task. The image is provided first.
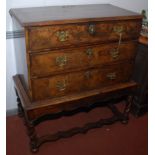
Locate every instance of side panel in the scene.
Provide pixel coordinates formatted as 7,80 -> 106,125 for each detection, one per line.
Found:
12,17 -> 30,95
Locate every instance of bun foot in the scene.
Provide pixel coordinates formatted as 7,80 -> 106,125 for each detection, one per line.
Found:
30,144 -> 39,153
31,148 -> 38,153
121,119 -> 129,124
120,115 -> 129,124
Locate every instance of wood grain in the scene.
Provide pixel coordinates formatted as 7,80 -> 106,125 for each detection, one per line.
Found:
27,20 -> 141,51
9,4 -> 142,27
30,41 -> 137,77
11,4 -> 142,151
31,61 -> 133,101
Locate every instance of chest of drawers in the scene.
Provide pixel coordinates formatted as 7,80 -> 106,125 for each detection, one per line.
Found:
10,4 -> 142,152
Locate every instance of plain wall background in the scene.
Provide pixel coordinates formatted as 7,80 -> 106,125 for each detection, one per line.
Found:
6,0 -> 148,111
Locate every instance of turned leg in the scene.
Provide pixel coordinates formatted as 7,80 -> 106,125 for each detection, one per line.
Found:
15,88 -> 38,152
121,96 -> 133,124
15,88 -> 24,117
25,121 -> 39,153
17,97 -> 24,117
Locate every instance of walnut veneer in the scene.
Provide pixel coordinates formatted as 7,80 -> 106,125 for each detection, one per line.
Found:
10,4 -> 142,152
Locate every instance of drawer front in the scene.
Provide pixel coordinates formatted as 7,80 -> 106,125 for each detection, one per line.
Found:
30,42 -> 137,77
31,62 -> 133,100
28,20 -> 141,51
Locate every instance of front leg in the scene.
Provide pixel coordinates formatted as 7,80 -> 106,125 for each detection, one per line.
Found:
26,121 -> 39,153
15,88 -> 38,152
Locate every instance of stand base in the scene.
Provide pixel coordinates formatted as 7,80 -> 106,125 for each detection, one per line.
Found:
13,75 -> 136,153
17,92 -> 132,153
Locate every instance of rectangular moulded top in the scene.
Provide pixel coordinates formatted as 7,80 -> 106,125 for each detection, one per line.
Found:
9,4 -> 142,27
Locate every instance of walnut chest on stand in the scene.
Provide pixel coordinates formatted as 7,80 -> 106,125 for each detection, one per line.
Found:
9,4 -> 142,152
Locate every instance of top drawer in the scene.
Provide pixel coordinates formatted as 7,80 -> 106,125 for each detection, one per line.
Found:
27,20 -> 141,51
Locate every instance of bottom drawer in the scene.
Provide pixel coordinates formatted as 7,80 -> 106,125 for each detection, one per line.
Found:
31,61 -> 133,101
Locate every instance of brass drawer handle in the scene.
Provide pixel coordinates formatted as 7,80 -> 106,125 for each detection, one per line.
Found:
56,30 -> 69,42
88,24 -> 96,35
113,26 -> 124,34
110,49 -> 119,59
56,80 -> 67,91
107,72 -> 116,80
56,56 -> 67,67
86,48 -> 94,57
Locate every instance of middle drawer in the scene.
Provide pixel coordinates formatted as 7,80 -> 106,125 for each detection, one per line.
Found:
30,41 -> 137,77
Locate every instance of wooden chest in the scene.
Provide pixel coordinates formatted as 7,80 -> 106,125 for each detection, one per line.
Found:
10,4 -> 142,152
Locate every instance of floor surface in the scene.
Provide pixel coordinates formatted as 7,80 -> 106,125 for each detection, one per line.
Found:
6,102 -> 148,155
